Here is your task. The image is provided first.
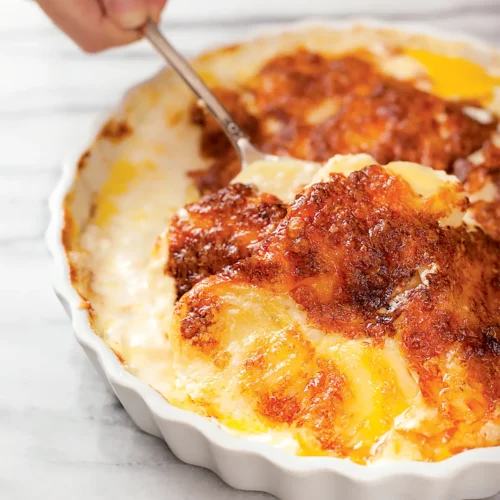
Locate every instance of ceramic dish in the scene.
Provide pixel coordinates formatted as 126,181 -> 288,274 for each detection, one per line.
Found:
47,19 -> 500,500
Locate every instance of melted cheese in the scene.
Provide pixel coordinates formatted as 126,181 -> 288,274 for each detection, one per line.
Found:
73,28 -> 500,462
93,159 -> 157,226
80,147 -> 496,462
405,48 -> 500,102
166,156 -> 480,462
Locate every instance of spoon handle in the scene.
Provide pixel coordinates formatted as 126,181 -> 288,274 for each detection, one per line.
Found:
143,21 -> 248,152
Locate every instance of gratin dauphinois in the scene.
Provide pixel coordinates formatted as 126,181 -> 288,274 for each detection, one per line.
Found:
64,26 -> 500,464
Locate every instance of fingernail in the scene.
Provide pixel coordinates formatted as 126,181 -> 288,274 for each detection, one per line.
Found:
115,8 -> 149,29
103,0 -> 150,29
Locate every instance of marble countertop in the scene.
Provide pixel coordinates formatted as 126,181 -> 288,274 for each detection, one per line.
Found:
1,1 -> 500,499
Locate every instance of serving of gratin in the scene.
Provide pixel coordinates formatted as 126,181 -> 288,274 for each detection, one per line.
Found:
61,23 -> 500,466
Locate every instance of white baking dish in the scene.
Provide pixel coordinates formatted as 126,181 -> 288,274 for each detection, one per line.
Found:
46,19 -> 500,500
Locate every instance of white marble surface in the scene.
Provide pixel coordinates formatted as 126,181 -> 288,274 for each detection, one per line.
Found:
1,1 -> 500,499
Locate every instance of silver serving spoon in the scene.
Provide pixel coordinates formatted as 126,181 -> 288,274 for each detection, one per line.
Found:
143,20 -> 288,169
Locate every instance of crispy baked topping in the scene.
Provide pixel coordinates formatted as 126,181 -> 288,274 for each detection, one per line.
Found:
231,166 -> 497,346
173,51 -> 500,459
306,81 -> 492,168
98,119 -> 133,143
173,164 -> 500,459
75,31 -> 500,463
166,183 -> 287,298
241,328 -> 349,435
454,141 -> 500,240
190,50 -> 497,194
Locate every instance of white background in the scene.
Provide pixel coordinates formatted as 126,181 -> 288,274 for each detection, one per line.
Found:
1,0 -> 500,498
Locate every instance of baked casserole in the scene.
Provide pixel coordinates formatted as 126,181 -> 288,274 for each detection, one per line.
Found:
62,25 -> 500,464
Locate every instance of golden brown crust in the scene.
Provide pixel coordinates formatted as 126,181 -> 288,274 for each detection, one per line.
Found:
242,328 -> 348,433
306,81 -> 493,168
77,150 -> 91,171
231,166 -> 479,334
454,141 -> 500,241
190,50 -> 496,194
65,27 -> 500,462
98,119 -> 133,143
472,200 -> 500,241
166,183 -> 287,298
179,289 -> 222,355
173,48 -> 500,459
175,165 -> 500,444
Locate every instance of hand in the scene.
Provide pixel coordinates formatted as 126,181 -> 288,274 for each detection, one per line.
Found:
36,0 -> 168,53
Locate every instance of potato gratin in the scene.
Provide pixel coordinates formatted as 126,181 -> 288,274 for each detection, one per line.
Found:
63,25 -> 500,464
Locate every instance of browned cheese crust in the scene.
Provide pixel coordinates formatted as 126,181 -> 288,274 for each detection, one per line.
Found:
189,50 -> 497,194
166,183 -> 287,298
174,165 -> 500,460
170,50 -> 500,298
454,141 -> 500,241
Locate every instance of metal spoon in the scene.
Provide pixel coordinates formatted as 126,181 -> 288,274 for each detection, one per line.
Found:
143,20 -> 287,169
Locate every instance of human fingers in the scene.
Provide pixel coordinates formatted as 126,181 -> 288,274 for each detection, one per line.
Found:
100,0 -> 168,28
36,0 -> 142,52
148,0 -> 168,23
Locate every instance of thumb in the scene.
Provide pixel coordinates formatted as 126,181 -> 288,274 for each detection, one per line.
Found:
101,0 -> 149,29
